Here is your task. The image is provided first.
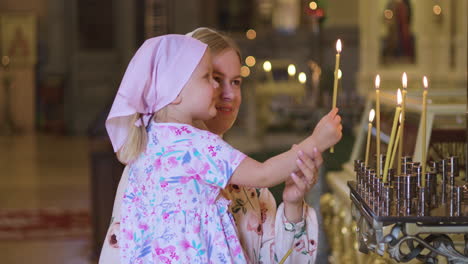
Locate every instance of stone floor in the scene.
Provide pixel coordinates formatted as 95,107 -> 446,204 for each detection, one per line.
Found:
0,134 -> 93,264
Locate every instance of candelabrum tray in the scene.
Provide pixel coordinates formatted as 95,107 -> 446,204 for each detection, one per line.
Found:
348,181 -> 468,263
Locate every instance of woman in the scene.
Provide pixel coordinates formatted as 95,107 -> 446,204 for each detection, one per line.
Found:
99,27 -> 342,263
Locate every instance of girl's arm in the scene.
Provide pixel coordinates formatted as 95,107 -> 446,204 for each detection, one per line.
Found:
230,108 -> 341,188
231,147 -> 305,187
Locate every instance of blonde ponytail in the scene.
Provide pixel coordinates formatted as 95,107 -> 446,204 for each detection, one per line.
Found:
116,113 -> 148,164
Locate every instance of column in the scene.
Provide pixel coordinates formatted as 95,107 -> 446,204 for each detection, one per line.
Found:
414,0 -> 432,74
357,0 -> 379,95
115,0 -> 136,68
45,0 -> 67,75
434,0 -> 451,75
172,0 -> 202,34
454,0 -> 467,77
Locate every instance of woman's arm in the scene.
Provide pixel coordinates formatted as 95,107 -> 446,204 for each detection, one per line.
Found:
283,146 -> 322,222
265,202 -> 318,264
259,149 -> 321,263
98,166 -> 129,264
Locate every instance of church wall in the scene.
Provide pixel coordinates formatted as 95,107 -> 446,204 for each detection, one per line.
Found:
2,0 -> 463,135
323,0 -> 359,28
320,0 -> 361,119
358,0 -> 467,96
0,0 -> 48,133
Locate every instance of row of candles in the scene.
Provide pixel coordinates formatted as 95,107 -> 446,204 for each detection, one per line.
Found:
363,73 -> 430,186
329,39 -> 430,187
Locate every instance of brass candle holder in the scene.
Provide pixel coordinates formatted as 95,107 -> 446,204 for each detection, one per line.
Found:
348,155 -> 468,262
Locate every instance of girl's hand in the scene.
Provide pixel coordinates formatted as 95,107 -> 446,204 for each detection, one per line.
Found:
282,147 -> 323,207
312,108 -> 343,151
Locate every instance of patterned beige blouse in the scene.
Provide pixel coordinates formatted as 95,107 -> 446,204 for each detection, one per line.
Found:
221,184 -> 318,263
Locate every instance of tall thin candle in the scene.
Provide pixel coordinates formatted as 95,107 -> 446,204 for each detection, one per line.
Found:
397,72 -> 407,175
375,75 -> 381,176
421,76 -> 429,186
330,39 -> 342,153
383,89 -> 403,183
389,114 -> 402,168
365,109 -> 375,167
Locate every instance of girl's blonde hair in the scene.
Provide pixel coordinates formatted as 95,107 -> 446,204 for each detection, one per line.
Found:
117,113 -> 148,164
117,28 -> 241,164
189,27 -> 242,63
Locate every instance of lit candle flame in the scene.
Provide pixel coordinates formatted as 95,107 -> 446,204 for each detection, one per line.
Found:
375,74 -> 380,89
336,39 -> 342,53
402,72 -> 407,89
397,89 -> 402,105
423,76 -> 428,90
369,109 -> 375,122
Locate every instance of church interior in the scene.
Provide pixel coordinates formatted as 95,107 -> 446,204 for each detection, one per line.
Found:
0,0 -> 466,263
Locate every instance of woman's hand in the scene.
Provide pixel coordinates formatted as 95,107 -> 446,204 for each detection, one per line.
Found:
107,221 -> 120,248
312,108 -> 343,151
282,147 -> 323,222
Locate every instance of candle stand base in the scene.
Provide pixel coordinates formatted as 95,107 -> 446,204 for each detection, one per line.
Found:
349,181 -> 468,263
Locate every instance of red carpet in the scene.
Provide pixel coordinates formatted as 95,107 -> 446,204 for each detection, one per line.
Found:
0,208 -> 91,240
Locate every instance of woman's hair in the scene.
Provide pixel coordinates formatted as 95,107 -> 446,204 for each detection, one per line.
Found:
118,28 -> 241,164
189,28 -> 242,62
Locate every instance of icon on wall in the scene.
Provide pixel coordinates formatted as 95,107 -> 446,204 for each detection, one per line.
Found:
381,0 -> 415,65
0,13 -> 37,66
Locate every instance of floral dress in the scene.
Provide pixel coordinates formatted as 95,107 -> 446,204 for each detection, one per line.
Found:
120,123 -> 248,264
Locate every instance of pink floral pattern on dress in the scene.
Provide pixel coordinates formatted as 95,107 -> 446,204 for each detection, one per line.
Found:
120,123 -> 248,264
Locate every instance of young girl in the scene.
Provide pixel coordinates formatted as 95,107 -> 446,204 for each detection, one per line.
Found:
106,34 -> 341,263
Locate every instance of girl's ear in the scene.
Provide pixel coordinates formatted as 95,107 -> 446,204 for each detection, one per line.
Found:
170,94 -> 182,105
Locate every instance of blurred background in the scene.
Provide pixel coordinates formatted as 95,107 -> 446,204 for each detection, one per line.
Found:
0,0 -> 466,263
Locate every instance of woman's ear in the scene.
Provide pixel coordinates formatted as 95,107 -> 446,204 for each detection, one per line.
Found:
170,94 -> 182,105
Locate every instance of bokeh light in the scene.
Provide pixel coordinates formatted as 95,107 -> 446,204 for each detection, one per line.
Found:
240,66 -> 250,77
263,61 -> 272,72
433,5 -> 442,15
287,64 -> 296,76
245,56 -> 256,67
384,9 -> 393,19
309,1 -> 318,10
298,72 -> 307,84
246,29 -> 257,40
